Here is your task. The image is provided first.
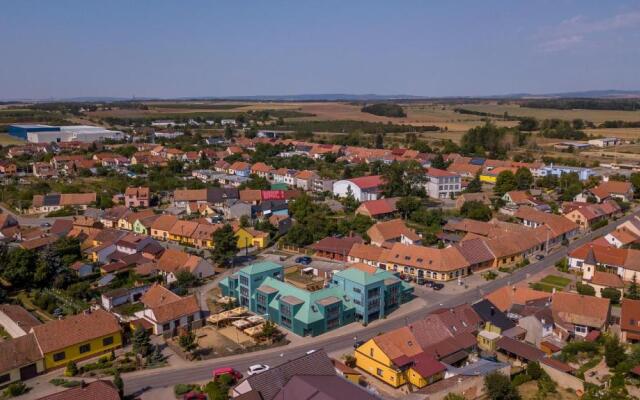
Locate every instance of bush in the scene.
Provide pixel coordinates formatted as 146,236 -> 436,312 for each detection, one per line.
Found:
511,373 -> 531,386
174,384 -> 199,396
64,361 -> 78,377
3,382 -> 29,397
483,271 -> 498,281
576,282 -> 596,296
527,361 -> 543,380
601,288 -> 622,304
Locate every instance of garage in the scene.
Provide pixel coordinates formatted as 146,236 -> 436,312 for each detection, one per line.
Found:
19,363 -> 38,380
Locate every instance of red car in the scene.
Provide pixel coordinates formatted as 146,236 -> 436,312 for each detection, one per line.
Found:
213,367 -> 243,382
183,392 -> 206,400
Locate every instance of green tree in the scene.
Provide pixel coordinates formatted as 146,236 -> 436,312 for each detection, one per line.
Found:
1,248 -> 37,289
484,372 -> 520,400
460,200 -> 492,221
113,371 -> 124,398
178,331 -> 197,352
627,274 -> 640,300
630,173 -> 640,197
396,196 -> 422,219
374,133 -> 384,149
342,186 -> 360,213
224,125 -> 234,140
601,288 -> 622,304
147,344 -> 165,364
526,361 -> 542,380
132,326 -> 151,357
494,170 -> 517,196
605,335 -> 626,368
430,154 -> 448,170
514,167 -> 534,190
64,361 -> 78,377
212,224 -> 239,266
175,270 -> 197,289
464,172 -> 482,193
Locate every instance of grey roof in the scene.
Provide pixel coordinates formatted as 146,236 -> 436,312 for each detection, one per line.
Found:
235,350 -> 336,400
273,375 -> 379,400
585,247 -> 597,265
446,358 -> 508,376
472,299 -> 516,331
43,194 -> 61,206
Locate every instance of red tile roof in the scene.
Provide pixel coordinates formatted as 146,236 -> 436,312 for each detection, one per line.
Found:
346,175 -> 385,189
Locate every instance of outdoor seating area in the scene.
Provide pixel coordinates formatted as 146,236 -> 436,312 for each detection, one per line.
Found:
206,306 -> 248,326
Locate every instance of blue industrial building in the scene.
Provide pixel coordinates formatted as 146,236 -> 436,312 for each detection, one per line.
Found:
537,164 -> 594,181
8,124 -> 60,139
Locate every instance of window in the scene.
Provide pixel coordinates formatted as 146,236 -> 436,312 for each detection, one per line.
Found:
370,348 -> 374,357
376,368 -> 384,377
79,344 -> 91,354
53,352 -> 66,362
162,323 -> 170,331
102,336 -> 114,346
239,275 -> 249,286
0,374 -> 10,384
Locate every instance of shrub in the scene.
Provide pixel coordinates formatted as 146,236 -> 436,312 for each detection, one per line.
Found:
64,361 -> 78,377
3,382 -> 29,397
174,384 -> 199,396
526,361 -> 542,380
576,282 -> 596,296
601,288 -> 622,304
511,373 -> 531,386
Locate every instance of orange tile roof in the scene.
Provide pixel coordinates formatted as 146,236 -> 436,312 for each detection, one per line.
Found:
621,299 -> 640,333
150,214 -> 178,232
590,271 -> 624,288
348,243 -> 386,262
367,219 -> 419,244
30,309 -> 120,354
552,291 -> 610,329
383,243 -> 470,273
485,286 -> 551,312
591,181 -> 633,199
168,220 -> 199,237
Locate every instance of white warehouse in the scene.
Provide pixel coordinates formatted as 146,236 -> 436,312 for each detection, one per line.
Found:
26,125 -> 124,143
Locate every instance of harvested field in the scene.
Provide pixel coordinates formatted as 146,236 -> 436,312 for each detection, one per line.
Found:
459,103 -> 640,124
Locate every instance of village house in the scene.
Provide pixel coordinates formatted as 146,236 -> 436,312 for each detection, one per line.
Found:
562,200 -> 621,230
124,186 -> 150,208
551,291 -> 610,341
155,248 -> 215,282
577,180 -> 634,203
333,175 -> 385,202
150,214 -> 178,241
30,309 -> 122,370
29,192 -> 96,214
621,299 -> 640,343
424,168 -> 461,199
366,219 -> 421,248
134,284 -> 202,336
355,198 -> 399,219
568,242 -> 640,282
455,192 -> 491,210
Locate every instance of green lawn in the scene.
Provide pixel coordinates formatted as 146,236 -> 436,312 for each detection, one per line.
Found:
529,282 -> 557,293
540,275 -> 571,288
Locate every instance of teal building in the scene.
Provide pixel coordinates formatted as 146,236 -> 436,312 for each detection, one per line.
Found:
219,261 -> 413,336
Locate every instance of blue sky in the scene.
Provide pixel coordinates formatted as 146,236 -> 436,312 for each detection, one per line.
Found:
1,1 -> 639,99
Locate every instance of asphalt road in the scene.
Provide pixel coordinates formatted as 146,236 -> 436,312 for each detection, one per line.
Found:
124,208 -> 640,395
0,204 -> 72,227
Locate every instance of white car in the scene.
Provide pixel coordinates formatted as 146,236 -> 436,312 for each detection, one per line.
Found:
247,364 -> 270,376
305,349 -> 317,355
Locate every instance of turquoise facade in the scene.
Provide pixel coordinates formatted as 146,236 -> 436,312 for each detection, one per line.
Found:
219,262 -> 413,337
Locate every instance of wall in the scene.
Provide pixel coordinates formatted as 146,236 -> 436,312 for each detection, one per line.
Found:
540,363 -> 584,393
43,332 -> 122,370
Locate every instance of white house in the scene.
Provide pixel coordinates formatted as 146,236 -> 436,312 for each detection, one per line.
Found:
588,138 -> 622,148
333,175 -> 385,202
134,284 -> 202,336
424,168 -> 461,199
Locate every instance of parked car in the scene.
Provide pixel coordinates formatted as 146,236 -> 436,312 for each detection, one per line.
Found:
432,283 -> 444,291
353,340 -> 365,349
183,393 -> 207,400
296,256 -> 312,265
306,349 -> 317,355
247,364 -> 270,376
424,280 -> 434,288
535,254 -> 545,261
41,222 -> 51,227
213,367 -> 242,382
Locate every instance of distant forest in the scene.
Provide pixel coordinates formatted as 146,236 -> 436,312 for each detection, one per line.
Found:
361,103 -> 407,118
520,98 -> 640,111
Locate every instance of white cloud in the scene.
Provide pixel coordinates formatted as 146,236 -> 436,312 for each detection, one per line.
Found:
536,10 -> 640,52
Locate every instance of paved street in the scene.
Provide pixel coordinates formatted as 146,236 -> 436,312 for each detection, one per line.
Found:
0,203 -> 73,227
123,207 -> 640,396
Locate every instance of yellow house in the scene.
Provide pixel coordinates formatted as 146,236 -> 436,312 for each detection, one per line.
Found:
234,227 -> 269,249
168,220 -> 199,246
150,214 -> 179,241
478,330 -> 501,351
354,326 -> 445,389
30,310 -> 122,370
